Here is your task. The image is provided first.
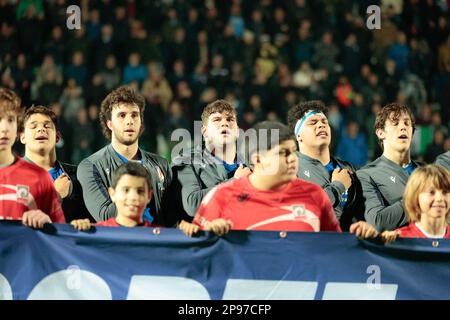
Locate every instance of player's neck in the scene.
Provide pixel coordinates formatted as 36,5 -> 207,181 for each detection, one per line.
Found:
25,149 -> 56,170
383,148 -> 411,166
209,143 -> 236,164
418,216 -> 447,237
112,140 -> 139,161
0,149 -> 15,167
300,145 -> 330,165
249,172 -> 290,191
115,214 -> 140,227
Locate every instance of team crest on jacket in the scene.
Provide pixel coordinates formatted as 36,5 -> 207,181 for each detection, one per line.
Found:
292,205 -> 306,217
156,166 -> 165,183
17,185 -> 30,200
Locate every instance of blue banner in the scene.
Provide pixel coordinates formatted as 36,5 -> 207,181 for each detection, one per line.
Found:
0,221 -> 449,300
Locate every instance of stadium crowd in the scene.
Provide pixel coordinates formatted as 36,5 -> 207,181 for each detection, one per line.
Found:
0,0 -> 449,241
0,0 -> 449,164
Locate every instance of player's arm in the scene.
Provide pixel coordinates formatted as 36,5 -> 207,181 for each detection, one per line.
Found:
39,173 -> 66,223
357,170 -> 408,232
77,160 -> 116,222
176,164 -> 217,217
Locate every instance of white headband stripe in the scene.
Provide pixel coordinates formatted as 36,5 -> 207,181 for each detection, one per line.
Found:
294,111 -> 326,137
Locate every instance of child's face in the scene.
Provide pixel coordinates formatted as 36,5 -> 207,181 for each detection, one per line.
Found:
0,111 -> 17,152
109,174 -> 152,221
256,140 -> 298,181
418,185 -> 449,221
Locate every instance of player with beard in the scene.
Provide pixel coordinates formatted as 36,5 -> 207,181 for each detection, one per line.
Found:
357,103 -> 423,231
77,86 -> 171,224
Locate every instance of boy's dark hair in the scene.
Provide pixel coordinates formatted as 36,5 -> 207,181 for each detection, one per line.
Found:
248,121 -> 296,157
201,99 -> 237,125
0,87 -> 22,115
287,100 -> 328,133
19,105 -> 59,133
374,103 -> 416,149
100,86 -> 145,140
111,162 -> 153,191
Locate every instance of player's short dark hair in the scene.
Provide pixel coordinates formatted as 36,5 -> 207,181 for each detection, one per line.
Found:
374,102 -> 416,149
0,87 -> 22,115
19,105 -> 59,133
111,162 -> 153,191
287,100 -> 328,133
100,86 -> 145,140
201,99 -> 237,125
248,121 -> 296,156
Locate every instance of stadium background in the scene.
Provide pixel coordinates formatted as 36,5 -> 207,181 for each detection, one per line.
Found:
1,0 -> 449,166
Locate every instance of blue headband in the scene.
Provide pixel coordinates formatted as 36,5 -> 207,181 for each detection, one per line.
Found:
294,110 -> 326,137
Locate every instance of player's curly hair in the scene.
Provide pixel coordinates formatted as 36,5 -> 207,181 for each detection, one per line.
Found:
286,100 -> 328,134
100,86 -> 145,140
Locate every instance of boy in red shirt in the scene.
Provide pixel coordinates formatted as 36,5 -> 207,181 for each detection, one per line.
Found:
0,88 -> 64,228
182,121 -> 376,238
72,162 -> 157,229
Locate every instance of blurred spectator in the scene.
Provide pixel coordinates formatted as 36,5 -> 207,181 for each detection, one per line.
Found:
86,9 -> 101,40
92,24 -> 115,72
100,54 -> 121,91
64,51 -> 88,87
313,31 -> 339,73
293,20 -> 313,68
424,129 -> 446,163
229,3 -> 245,39
59,78 -> 85,123
142,61 -> 173,112
11,53 -> 32,105
342,33 -> 361,79
85,74 -> 108,107
44,25 -> 65,66
70,107 -> 94,164
335,75 -> 353,110
123,52 -> 147,85
387,32 -> 410,75
337,121 -> 368,168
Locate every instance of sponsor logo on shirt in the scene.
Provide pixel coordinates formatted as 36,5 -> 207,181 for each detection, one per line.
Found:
390,176 -> 396,183
237,193 -> 249,202
304,170 -> 310,178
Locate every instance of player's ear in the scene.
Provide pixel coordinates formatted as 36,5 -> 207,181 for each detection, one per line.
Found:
56,131 -> 61,143
200,125 -> 207,137
251,152 -> 260,165
108,187 -> 116,201
375,128 -> 385,140
19,132 -> 26,144
106,120 -> 113,131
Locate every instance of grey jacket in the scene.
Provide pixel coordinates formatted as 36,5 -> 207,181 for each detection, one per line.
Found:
356,155 -> 422,232
435,151 -> 450,171
169,145 -> 244,222
296,152 -> 364,230
77,144 -> 172,224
